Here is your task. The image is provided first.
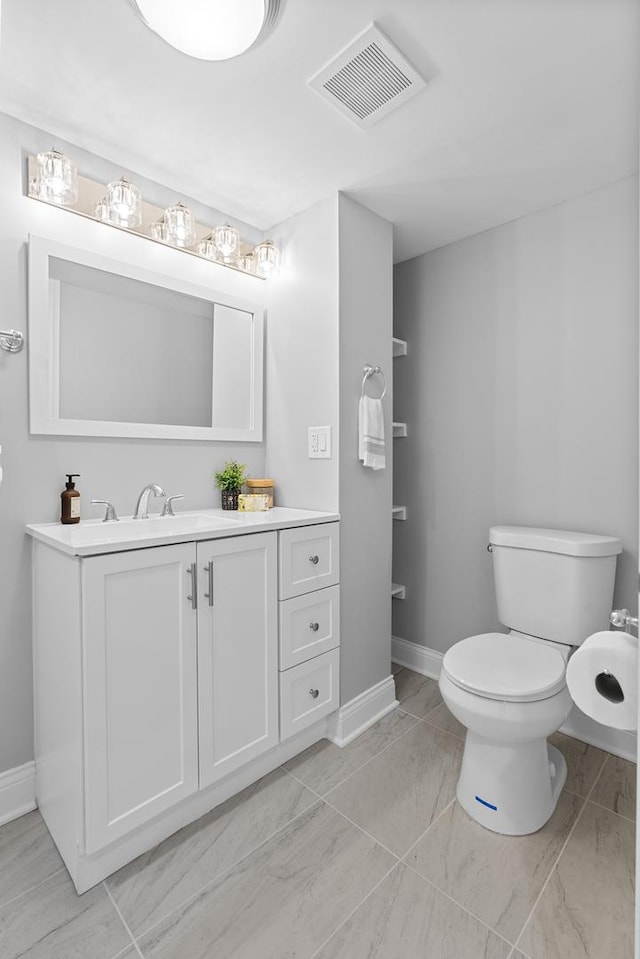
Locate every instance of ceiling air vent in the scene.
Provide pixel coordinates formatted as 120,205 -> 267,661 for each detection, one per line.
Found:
308,23 -> 426,129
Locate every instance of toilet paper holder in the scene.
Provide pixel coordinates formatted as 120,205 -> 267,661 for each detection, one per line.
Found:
609,608 -> 639,633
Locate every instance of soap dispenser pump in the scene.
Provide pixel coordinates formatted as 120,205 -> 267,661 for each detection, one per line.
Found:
61,474 -> 81,525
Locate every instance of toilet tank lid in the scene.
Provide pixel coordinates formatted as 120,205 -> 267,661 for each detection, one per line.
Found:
489,526 -> 622,557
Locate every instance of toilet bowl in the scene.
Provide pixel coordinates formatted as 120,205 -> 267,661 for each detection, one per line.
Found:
439,632 -> 572,834
437,525 -> 621,836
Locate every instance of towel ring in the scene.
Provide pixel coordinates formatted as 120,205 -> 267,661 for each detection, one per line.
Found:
362,365 -> 386,400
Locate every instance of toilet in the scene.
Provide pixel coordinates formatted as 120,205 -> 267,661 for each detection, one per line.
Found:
439,525 -> 621,836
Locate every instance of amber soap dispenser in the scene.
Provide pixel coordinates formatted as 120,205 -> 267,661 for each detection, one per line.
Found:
61,474 -> 81,524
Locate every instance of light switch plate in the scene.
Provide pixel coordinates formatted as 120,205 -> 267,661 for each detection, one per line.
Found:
308,426 -> 332,458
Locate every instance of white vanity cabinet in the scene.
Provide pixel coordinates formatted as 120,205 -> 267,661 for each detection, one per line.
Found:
197,533 -> 278,787
29,510 -> 338,893
81,532 -> 277,852
82,543 -> 199,852
278,524 -> 341,738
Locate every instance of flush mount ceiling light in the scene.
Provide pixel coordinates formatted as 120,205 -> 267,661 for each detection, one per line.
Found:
131,0 -> 282,61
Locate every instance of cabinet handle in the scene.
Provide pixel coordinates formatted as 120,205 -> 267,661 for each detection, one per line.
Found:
309,688 -> 320,699
186,563 -> 197,609
309,555 -> 320,565
203,561 -> 214,607
309,622 -> 320,632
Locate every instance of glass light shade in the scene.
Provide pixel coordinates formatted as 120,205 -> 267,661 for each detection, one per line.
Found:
132,0 -> 277,61
197,234 -> 218,260
93,198 -> 111,222
105,177 -> 142,227
164,202 -> 196,248
34,149 -> 78,205
214,223 -> 240,261
237,251 -> 256,274
149,218 -> 168,241
255,239 -> 279,277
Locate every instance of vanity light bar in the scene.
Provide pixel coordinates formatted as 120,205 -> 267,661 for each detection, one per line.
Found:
26,153 -> 279,280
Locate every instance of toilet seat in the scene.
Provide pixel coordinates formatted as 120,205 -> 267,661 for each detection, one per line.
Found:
441,632 -> 567,703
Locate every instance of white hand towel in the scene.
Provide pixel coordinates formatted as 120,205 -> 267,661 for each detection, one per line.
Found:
358,395 -> 386,470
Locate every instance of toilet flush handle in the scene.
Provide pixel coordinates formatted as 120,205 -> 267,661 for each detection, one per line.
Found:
487,544 -> 493,553
610,609 -> 639,633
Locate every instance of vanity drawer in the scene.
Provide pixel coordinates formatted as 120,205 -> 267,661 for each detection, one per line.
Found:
279,585 -> 340,670
279,523 -> 339,599
280,648 -> 340,740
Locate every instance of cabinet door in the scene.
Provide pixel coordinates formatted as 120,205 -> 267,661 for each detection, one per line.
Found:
197,532 -> 278,788
83,544 -> 198,853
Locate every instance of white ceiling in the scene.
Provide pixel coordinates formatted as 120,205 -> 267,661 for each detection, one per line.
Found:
0,0 -> 638,262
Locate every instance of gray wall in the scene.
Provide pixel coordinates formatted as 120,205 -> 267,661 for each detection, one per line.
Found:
265,194 -> 394,706
392,176 -> 639,656
0,113 -> 266,773
338,195 -> 393,703
264,196 -> 340,512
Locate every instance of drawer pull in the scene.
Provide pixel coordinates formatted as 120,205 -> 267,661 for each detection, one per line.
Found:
309,622 -> 320,632
309,688 -> 320,699
309,554 -> 320,565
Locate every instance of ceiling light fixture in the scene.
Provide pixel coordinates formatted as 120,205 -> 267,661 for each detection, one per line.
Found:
131,0 -> 282,61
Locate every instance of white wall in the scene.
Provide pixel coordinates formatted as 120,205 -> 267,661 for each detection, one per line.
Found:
0,113 -> 266,773
338,196 -> 393,703
393,175 -> 638,654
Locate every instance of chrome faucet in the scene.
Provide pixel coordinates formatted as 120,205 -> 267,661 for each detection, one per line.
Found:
133,484 -> 166,519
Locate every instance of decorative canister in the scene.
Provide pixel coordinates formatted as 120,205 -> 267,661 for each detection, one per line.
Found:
220,489 -> 240,510
245,478 -> 274,508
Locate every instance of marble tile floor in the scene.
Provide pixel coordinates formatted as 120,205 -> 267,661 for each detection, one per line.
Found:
0,665 -> 635,959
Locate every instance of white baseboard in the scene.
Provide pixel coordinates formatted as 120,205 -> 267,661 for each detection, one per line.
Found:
326,676 -> 398,747
392,635 -> 442,680
0,761 -> 36,826
391,636 -> 637,763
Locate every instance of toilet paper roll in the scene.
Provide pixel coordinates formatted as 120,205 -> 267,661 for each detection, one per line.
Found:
566,630 -> 637,731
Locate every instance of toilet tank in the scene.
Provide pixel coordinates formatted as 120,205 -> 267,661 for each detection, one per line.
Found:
489,526 -> 621,647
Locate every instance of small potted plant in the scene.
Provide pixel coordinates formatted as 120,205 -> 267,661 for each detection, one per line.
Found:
214,459 -> 247,510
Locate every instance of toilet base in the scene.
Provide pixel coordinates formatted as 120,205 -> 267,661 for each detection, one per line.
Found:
456,733 -> 567,835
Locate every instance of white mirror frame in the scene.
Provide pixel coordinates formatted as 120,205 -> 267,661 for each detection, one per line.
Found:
28,233 -> 264,442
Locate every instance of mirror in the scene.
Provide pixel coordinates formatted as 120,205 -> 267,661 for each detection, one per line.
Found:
28,235 -> 263,442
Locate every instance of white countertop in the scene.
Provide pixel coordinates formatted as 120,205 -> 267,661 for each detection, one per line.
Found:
26,507 -> 340,557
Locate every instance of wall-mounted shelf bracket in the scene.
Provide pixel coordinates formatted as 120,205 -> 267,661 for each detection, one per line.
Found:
392,337 -> 407,357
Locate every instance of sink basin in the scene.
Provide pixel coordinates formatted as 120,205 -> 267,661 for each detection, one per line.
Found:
115,513 -> 242,536
27,511 -> 243,553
